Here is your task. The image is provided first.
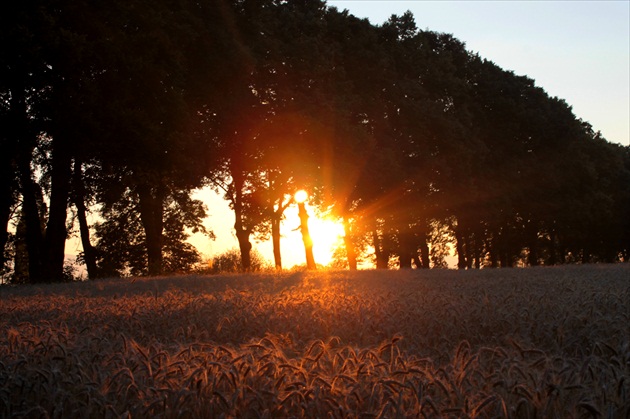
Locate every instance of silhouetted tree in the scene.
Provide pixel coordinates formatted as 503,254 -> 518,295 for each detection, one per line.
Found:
94,186 -> 208,277
2,2 -> 627,280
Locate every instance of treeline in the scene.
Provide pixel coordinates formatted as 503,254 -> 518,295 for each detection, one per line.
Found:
1,1 -> 628,282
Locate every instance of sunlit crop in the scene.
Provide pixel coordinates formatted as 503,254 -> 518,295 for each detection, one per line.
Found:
0,265 -> 628,417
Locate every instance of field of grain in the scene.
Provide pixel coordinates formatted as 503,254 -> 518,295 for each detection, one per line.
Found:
0,265 -> 628,418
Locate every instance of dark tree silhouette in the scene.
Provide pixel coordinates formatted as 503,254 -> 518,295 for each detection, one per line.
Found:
1,3 -> 627,281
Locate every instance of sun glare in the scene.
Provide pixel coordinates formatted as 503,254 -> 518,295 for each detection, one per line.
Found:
294,190 -> 308,203
310,217 -> 345,266
261,190 -> 347,268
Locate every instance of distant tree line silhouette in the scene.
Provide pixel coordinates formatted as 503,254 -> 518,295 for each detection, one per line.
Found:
1,1 -> 628,282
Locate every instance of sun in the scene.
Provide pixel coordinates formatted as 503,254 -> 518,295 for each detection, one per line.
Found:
294,189 -> 308,203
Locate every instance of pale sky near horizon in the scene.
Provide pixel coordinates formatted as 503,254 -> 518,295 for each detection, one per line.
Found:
193,0 -> 630,271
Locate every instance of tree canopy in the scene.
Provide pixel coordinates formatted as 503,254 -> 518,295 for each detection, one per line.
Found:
1,0 -> 628,282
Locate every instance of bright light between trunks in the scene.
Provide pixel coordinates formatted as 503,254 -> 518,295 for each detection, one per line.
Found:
294,190 -> 308,204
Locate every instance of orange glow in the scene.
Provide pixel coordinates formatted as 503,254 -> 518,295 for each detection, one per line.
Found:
310,217 -> 345,266
294,190 -> 308,203
291,189 -> 343,266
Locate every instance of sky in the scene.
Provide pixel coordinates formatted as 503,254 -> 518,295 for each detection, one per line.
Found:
186,0 -> 630,270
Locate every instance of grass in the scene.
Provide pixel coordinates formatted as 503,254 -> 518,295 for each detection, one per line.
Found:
0,264 -> 628,418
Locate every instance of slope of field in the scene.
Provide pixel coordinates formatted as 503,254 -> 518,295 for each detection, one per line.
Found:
1,265 -> 628,418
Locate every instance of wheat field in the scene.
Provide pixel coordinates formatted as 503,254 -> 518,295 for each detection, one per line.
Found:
0,265 -> 628,418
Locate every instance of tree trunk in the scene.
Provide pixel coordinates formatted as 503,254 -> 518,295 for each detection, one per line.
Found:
398,225 -> 414,269
528,245 -> 538,266
267,171 -> 296,271
465,236 -> 473,269
9,76 -> 45,282
232,174 -> 252,271
488,230 -> 499,268
526,220 -> 539,266
138,181 -> 165,276
271,215 -> 282,270
0,172 -> 13,271
343,218 -> 357,270
489,251 -> 498,268
398,253 -> 412,269
501,251 -> 511,268
72,160 -> 98,279
505,250 -> 515,268
270,194 -> 291,271
42,141 -> 72,282
473,233 -> 481,269
235,228 -> 252,271
297,201 -> 316,270
397,232 -> 412,269
373,228 -> 389,269
12,214 -> 30,283
17,151 -> 45,282
417,241 -> 428,268
372,229 -> 381,268
412,253 -> 421,269
454,225 -> 467,270
0,139 -> 12,271
418,220 -> 430,269
0,136 -> 15,270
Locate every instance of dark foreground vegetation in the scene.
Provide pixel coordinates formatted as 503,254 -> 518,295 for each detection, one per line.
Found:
2,1 -> 629,284
0,265 -> 628,417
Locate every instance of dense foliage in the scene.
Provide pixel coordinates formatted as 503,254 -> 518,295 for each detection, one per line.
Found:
1,0 -> 628,281
0,266 -> 628,416
204,248 -> 271,274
